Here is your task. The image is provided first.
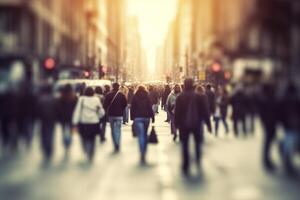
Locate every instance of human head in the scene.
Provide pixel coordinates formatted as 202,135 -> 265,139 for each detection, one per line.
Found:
174,84 -> 181,94
206,84 -> 212,91
196,85 -> 205,95
62,84 -> 72,94
184,78 -> 194,91
95,86 -> 103,95
112,82 -> 120,91
84,87 -> 94,97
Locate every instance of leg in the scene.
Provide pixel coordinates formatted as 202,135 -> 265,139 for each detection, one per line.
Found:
233,119 -> 239,137
262,126 -> 276,170
222,116 -> 229,134
193,129 -> 202,168
214,117 -> 220,137
180,129 -> 190,175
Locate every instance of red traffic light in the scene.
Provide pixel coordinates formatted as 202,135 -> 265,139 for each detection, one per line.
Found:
44,58 -> 56,70
84,71 -> 90,77
211,63 -> 222,72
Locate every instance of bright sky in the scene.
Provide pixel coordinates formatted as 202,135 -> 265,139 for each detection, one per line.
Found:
127,0 -> 178,74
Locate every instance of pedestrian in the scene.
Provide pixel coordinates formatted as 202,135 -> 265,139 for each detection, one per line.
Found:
230,85 -> 247,137
120,86 -> 129,124
166,84 -> 181,141
36,84 -> 57,163
131,85 -> 155,164
206,84 -> 216,117
258,83 -> 278,171
104,83 -> 127,153
213,87 -> 229,136
162,85 -> 171,122
278,83 -> 300,174
95,86 -> 106,142
57,84 -> 78,155
175,78 -> 212,176
73,87 -> 105,162
127,87 -> 135,121
99,85 -> 110,142
149,85 -> 159,114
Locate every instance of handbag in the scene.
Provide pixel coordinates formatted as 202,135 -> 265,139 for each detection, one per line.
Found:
148,126 -> 158,144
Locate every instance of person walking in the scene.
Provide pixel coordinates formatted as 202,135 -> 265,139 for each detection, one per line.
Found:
95,86 -> 106,143
206,84 -> 216,117
258,83 -> 278,171
278,83 -> 300,174
162,85 -> 171,122
104,83 -> 127,153
120,86 -> 129,124
131,85 -> 155,164
73,87 -> 105,162
166,84 -> 181,141
230,85 -> 247,137
36,84 -> 57,163
213,87 -> 229,136
175,78 -> 212,176
57,84 -> 77,155
149,85 -> 159,114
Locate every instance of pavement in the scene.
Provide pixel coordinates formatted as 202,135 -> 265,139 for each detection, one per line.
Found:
0,110 -> 299,200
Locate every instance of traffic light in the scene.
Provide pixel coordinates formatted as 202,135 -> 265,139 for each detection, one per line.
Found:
42,57 -> 57,78
84,70 -> 90,78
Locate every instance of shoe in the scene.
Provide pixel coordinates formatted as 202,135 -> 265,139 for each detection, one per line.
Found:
173,134 -> 177,142
140,154 -> 146,165
100,138 -> 106,143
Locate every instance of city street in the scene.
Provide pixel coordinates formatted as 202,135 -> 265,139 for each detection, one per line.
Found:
0,111 -> 299,200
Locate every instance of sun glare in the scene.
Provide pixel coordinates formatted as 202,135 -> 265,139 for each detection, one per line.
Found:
127,0 -> 178,74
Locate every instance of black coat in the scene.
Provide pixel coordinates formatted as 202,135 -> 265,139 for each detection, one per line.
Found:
104,91 -> 127,117
130,90 -> 154,121
206,90 -> 216,114
175,91 -> 211,130
56,95 -> 78,124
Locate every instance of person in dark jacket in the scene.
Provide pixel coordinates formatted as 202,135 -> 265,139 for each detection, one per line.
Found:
278,83 -> 300,174
149,85 -> 159,114
258,83 -> 278,171
131,85 -> 155,164
213,87 -> 229,136
175,78 -> 212,176
162,85 -> 171,122
36,84 -> 57,163
57,84 -> 77,154
230,85 -> 247,137
104,83 -> 127,152
206,84 -> 216,116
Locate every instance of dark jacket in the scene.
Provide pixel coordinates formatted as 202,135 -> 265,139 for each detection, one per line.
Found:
130,90 -> 154,121
230,90 -> 247,120
36,94 -> 57,123
175,90 -> 211,130
149,90 -> 159,105
206,90 -> 216,114
57,94 -> 78,124
104,90 -> 127,117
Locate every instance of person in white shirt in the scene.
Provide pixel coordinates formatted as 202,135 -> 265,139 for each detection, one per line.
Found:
73,87 -> 105,162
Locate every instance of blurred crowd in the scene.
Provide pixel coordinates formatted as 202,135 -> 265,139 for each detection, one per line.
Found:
0,77 -> 300,177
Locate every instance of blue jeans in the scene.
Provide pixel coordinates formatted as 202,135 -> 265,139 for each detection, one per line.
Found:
109,117 -> 123,151
123,106 -> 129,123
134,118 -> 150,156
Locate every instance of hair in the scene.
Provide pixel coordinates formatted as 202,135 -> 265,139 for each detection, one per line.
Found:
95,86 -> 103,95
196,85 -> 205,95
62,84 -> 73,94
206,84 -> 211,90
112,82 -> 120,91
84,87 -> 94,97
184,78 -> 194,91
